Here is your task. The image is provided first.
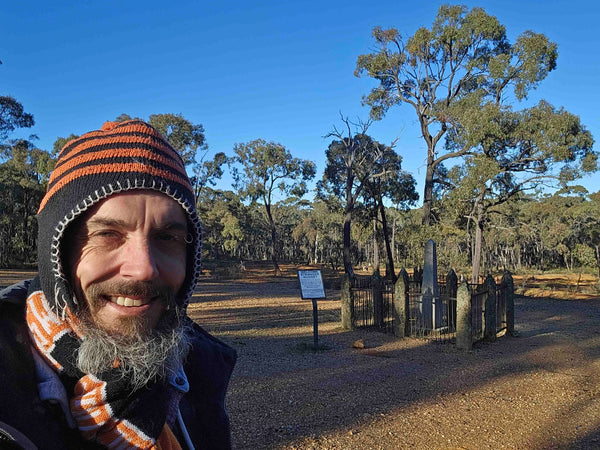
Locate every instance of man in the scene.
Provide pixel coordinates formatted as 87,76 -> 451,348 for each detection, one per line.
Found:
0,120 -> 237,449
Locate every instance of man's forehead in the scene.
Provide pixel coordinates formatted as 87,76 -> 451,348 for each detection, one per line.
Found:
77,190 -> 188,228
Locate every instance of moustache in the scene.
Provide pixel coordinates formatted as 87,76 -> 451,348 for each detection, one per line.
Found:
86,281 -> 176,307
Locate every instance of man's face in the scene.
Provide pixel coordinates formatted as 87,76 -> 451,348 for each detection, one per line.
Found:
68,190 -> 188,337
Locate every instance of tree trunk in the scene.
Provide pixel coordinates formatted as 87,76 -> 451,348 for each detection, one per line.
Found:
472,219 -> 484,284
264,202 -> 281,276
343,172 -> 356,278
471,192 -> 486,284
392,209 -> 398,262
595,245 -> 600,280
372,218 -> 380,273
378,194 -> 395,281
343,207 -> 354,277
421,155 -> 435,226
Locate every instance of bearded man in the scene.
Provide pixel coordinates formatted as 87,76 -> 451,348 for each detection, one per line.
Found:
0,120 -> 237,449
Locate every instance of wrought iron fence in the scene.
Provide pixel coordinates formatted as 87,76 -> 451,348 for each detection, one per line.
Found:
496,283 -> 507,334
470,284 -> 486,342
350,275 -> 374,328
346,271 -> 511,346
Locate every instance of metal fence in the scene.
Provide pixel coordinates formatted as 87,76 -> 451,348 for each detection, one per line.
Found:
350,275 -> 374,328
408,281 -> 457,343
349,272 -> 458,341
345,270 -> 513,346
470,283 -> 486,342
496,283 -> 507,334
349,275 -> 396,333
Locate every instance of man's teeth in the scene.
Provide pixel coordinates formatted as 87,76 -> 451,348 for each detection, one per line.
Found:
109,296 -> 143,307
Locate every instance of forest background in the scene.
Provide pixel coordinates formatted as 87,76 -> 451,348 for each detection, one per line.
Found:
1,2 -> 599,284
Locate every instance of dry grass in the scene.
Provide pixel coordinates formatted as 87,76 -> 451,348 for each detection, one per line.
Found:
512,273 -> 600,300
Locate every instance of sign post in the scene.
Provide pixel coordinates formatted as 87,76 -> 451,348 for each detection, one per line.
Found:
298,269 -> 326,350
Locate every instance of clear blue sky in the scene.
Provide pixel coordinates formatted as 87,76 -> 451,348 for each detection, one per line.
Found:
3,0 -> 599,201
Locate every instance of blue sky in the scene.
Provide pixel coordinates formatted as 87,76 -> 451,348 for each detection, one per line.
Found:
3,0 -> 599,201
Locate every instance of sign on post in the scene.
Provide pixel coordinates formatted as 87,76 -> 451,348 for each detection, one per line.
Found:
298,270 -> 326,349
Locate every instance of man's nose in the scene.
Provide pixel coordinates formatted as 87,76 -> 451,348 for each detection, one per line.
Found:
120,238 -> 159,281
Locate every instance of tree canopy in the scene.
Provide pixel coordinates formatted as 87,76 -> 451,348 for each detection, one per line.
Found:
320,118 -> 417,277
0,96 -> 34,145
231,139 -> 316,275
355,4 -> 559,225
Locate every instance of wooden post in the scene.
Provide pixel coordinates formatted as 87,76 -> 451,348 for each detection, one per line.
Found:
393,268 -> 410,337
340,274 -> 354,330
502,271 -> 515,336
484,274 -> 497,342
456,282 -> 472,351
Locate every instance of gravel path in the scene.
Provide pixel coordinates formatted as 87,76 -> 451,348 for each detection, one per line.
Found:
189,278 -> 600,450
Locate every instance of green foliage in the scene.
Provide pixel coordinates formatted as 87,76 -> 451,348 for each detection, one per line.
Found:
0,96 -> 34,144
52,134 -> 80,157
229,139 -> 316,273
147,113 -> 207,166
0,140 -> 55,267
355,4 -> 561,225
192,151 -> 227,199
231,139 -> 316,203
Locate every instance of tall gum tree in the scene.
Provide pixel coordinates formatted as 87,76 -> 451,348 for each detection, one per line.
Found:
319,118 -> 417,278
230,139 -> 316,276
355,4 -> 558,225
446,101 -> 596,281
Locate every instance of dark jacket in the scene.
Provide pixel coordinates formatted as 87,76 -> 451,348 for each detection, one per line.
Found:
0,280 -> 237,450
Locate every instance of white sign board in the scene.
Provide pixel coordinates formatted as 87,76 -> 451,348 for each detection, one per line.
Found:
298,269 -> 326,299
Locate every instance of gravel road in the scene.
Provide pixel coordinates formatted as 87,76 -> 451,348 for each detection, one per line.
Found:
189,278 -> 600,450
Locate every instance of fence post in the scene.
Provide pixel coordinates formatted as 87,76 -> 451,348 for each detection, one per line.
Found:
340,274 -> 354,330
484,274 -> 497,342
393,268 -> 410,337
456,282 -> 472,350
372,269 -> 383,329
502,271 -> 515,336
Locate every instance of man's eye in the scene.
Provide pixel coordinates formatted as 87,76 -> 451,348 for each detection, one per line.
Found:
156,232 -> 180,242
93,230 -> 121,240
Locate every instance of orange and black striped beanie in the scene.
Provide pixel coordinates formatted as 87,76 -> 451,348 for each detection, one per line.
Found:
37,119 -> 201,316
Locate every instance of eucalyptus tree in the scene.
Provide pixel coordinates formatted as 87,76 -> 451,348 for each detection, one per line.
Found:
230,139 -> 316,276
355,4 -> 558,225
0,96 -> 34,145
447,101 -> 595,281
292,200 -> 344,267
571,192 -> 600,277
319,117 -> 417,277
0,139 -> 54,266
362,151 -> 417,279
196,188 -> 246,259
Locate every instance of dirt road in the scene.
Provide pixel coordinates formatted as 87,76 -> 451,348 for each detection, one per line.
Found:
189,277 -> 600,450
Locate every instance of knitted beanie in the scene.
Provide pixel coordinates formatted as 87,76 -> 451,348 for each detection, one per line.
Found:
36,119 -> 201,316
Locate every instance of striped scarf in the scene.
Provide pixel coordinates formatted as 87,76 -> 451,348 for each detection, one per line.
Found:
26,286 -> 181,449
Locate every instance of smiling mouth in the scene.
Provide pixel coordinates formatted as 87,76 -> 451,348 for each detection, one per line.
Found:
107,296 -> 149,307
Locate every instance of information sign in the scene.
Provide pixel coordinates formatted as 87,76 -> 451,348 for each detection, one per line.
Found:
298,269 -> 326,299
297,269 -> 326,349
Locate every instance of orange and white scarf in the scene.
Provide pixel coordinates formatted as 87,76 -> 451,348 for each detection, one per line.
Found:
26,286 -> 181,449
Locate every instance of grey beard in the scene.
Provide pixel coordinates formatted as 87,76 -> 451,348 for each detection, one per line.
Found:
76,309 -> 191,391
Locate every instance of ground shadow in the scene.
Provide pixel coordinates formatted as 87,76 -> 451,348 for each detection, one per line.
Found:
198,290 -> 600,449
